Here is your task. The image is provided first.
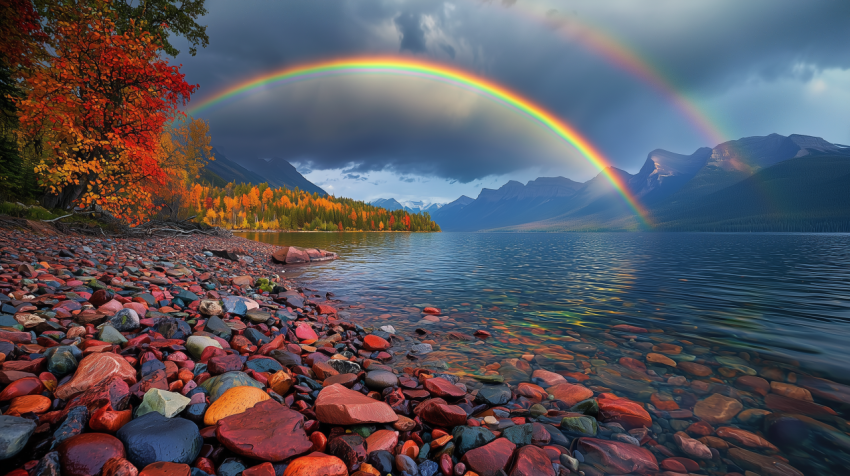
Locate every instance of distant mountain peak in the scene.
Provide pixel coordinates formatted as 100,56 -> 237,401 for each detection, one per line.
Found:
204,148 -> 327,195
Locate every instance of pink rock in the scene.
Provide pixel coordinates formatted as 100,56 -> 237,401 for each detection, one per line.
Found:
295,324 -> 318,341
577,438 -> 658,474
123,302 -> 147,318
365,429 -> 399,454
531,369 -> 567,387
98,300 -> 125,314
460,438 -> 516,476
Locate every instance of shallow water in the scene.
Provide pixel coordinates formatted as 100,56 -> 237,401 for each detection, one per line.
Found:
238,232 -> 850,381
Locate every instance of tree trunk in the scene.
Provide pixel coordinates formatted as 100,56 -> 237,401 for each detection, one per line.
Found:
42,181 -> 86,211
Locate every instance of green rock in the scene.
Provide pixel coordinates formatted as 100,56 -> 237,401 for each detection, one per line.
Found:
529,404 -> 548,418
560,416 -> 597,436
349,425 -> 374,438
186,335 -> 223,360
715,356 -> 757,375
136,388 -> 191,418
200,371 -> 263,402
668,353 -> 696,362
245,309 -> 271,324
452,426 -> 496,455
98,325 -> 127,344
503,423 -> 533,446
45,346 -> 78,377
570,398 -> 599,416
176,290 -> 200,302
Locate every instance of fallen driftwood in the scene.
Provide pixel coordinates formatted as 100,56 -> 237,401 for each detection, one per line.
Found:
272,245 -> 338,264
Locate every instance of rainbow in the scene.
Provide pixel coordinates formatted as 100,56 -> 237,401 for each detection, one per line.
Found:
188,57 -> 652,227
478,2 -> 727,146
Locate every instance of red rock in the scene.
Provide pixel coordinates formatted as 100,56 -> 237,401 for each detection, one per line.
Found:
716,426 -> 779,451
309,430 -> 328,453
102,457 -> 139,476
362,335 -> 390,352
693,393 -> 743,424
665,457 -> 699,472
618,357 -> 647,372
419,402 -> 469,427
531,422 -> 551,446
547,383 -> 593,406
577,437 -> 658,474
216,399 -> 312,461
673,431 -> 712,459
272,247 -> 311,265
733,376 -> 769,396
283,452 -> 347,476
424,377 -> 466,399
423,307 -> 441,315
531,369 -> 567,387
55,353 -> 137,400
516,382 -> 548,401
242,463 -> 275,476
460,438 -> 516,476
208,354 -> 243,375
661,458 -> 687,472
0,376 -> 44,401
63,376 -> 131,417
364,429 -> 398,453
597,393 -> 652,429
139,462 -> 191,476
315,384 -> 398,425
678,362 -> 712,377
6,395 -> 51,415
327,434 -> 367,471
316,304 -> 337,315
508,444 -> 554,476
57,433 -> 126,476
295,324 -> 318,341
90,404 -> 132,433
323,373 -> 358,388
686,421 -> 714,437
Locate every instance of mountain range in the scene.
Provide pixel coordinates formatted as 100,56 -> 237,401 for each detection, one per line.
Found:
200,148 -> 327,196
370,198 -> 445,214
431,133 -> 850,232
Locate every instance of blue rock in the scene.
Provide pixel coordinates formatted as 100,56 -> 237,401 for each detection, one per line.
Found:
116,413 -> 202,468
417,459 -> 439,476
52,406 -> 88,447
452,426 -> 496,455
245,358 -> 282,373
0,415 -> 37,460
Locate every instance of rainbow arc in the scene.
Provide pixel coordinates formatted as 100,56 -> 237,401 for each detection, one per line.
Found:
188,57 -> 652,227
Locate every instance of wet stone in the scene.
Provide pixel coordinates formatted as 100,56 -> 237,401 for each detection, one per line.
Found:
57,433 -> 125,476
476,384 -> 511,406
0,415 -> 37,460
116,413 -> 202,468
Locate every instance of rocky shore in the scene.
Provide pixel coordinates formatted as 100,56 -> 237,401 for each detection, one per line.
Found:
0,227 -> 847,476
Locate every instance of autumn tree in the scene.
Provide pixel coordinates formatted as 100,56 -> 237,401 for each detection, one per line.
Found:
153,117 -> 213,219
18,2 -> 196,222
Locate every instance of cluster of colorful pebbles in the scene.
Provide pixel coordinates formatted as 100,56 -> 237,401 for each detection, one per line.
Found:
0,228 -> 849,476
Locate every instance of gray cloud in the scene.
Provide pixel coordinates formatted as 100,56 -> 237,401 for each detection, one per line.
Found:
395,12 -> 427,53
179,0 -> 850,186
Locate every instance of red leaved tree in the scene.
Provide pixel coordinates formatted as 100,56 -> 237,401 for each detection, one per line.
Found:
17,2 -> 196,223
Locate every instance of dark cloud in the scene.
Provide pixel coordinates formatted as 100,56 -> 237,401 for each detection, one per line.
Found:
178,0 -> 850,185
395,12 -> 427,53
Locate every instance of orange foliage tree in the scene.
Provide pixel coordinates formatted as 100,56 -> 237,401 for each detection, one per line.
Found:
17,2 -> 196,223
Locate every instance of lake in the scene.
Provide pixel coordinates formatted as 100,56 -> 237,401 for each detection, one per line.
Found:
237,232 -> 850,380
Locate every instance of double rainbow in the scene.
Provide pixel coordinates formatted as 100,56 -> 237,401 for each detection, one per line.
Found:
188,57 -> 651,227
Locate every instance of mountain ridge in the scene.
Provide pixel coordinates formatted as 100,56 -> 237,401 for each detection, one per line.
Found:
202,148 -> 327,196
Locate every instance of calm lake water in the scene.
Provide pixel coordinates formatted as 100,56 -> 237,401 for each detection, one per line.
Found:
236,232 -> 850,382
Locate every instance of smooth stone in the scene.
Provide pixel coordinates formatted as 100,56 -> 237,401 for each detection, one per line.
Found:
315,384 -> 398,425
452,426 -> 496,455
282,452 -> 347,476
503,424 -> 534,447
693,393 -> 743,425
216,399 -> 312,461
198,300 -> 222,316
460,438 -> 516,476
185,336 -> 223,360
139,462 -> 190,476
576,438 -> 658,474
136,388 -> 191,418
507,445 -> 555,476
0,415 -> 37,460
561,416 -> 598,436
547,383 -> 594,406
199,371 -> 263,402
116,413 -> 202,468
55,353 -> 137,400
245,309 -> 271,323
108,309 -> 140,332
476,384 -> 511,406
245,358 -> 282,374
44,345 -> 80,377
365,370 -> 399,390
204,386 -> 270,425
57,433 -> 125,476
395,454 -> 418,474
597,393 -> 652,429
98,325 -> 128,344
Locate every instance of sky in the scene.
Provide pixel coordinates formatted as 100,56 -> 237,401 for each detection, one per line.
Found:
175,0 -> 850,204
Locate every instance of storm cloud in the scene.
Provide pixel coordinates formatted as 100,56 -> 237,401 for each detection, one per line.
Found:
175,0 -> 850,196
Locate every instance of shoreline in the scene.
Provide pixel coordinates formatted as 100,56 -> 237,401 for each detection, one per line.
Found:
0,228 -> 844,475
